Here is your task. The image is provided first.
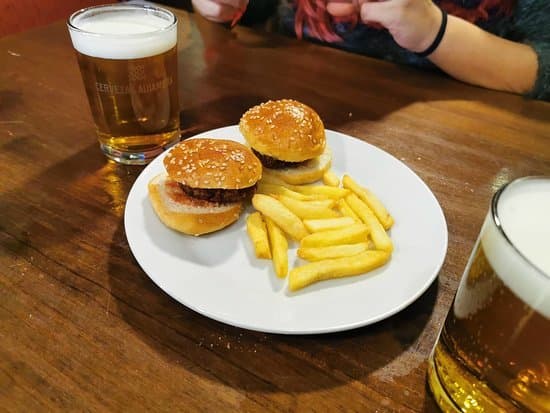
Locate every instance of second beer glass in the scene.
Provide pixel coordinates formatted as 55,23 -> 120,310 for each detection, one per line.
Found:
427,176 -> 550,412
68,4 -> 180,164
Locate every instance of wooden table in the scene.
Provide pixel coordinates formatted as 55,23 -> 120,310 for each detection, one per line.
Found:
1,6 -> 549,412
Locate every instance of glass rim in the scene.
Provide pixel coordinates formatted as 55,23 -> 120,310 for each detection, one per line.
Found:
491,175 -> 550,280
67,4 -> 177,37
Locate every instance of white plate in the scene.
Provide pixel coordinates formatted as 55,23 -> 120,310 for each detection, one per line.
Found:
124,126 -> 448,334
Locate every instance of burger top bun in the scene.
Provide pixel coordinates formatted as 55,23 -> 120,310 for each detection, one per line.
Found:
239,99 -> 326,162
164,138 -> 262,190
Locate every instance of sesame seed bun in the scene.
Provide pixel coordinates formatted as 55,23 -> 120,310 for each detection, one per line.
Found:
149,138 -> 262,236
164,138 -> 262,190
148,173 -> 243,236
239,99 -> 326,162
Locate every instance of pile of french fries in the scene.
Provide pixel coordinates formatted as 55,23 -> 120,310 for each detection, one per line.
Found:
246,171 -> 394,291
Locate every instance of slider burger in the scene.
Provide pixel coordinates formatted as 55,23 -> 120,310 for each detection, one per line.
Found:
148,138 -> 262,236
239,99 -> 331,184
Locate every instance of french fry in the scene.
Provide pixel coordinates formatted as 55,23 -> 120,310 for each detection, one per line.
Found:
299,198 -> 336,209
322,170 -> 340,187
246,212 -> 271,259
345,194 -> 393,252
297,243 -> 369,261
342,175 -> 394,230
286,184 -> 350,199
336,198 -> 361,222
366,238 -> 376,250
252,194 -> 309,241
289,250 -> 391,291
265,217 -> 288,278
276,196 -> 335,209
262,176 -> 349,199
257,182 -> 327,201
300,223 -> 369,247
303,217 -> 355,232
277,195 -> 339,219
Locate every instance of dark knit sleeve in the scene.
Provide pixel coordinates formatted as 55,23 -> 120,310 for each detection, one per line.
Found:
240,0 -> 278,25
512,0 -> 550,100
528,41 -> 550,100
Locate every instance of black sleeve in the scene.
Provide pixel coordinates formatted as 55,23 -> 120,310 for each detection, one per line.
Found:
153,0 -> 194,13
240,0 -> 279,25
511,0 -> 550,100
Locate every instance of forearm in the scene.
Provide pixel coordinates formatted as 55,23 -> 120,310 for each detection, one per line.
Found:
429,15 -> 538,95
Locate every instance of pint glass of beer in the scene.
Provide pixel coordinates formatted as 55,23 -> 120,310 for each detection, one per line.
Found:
428,177 -> 550,412
68,4 -> 180,164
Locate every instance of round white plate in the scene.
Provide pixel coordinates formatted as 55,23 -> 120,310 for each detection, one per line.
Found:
124,126 -> 448,334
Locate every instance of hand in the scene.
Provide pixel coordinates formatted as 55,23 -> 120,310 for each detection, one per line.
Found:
326,0 -> 443,53
191,0 -> 249,23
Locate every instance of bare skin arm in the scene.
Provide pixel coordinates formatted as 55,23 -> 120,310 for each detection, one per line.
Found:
428,13 -> 537,94
191,0 -> 248,22
327,0 -> 538,94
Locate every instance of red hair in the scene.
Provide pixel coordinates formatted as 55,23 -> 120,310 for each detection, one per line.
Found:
294,0 -> 517,42
439,0 -> 516,22
294,0 -> 356,42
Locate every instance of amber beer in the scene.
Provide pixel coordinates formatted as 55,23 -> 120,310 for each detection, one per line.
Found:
68,5 -> 180,164
428,177 -> 550,412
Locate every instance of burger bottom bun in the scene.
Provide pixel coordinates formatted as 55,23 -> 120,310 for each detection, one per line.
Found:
264,145 -> 332,185
148,173 -> 243,236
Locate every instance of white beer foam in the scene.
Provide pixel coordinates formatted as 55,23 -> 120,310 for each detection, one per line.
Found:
69,11 -> 176,59
482,178 -> 550,318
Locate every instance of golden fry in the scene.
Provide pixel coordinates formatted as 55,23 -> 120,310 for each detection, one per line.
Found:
345,194 -> 393,252
252,194 -> 309,241
289,250 -> 391,291
261,175 -> 349,199
366,238 -> 376,250
299,198 -> 336,209
246,212 -> 271,259
297,243 -> 369,261
277,195 -> 339,220
265,217 -> 288,278
300,223 -> 369,247
342,175 -> 394,230
322,170 -> 340,187
257,182 -> 327,201
303,217 -> 356,232
336,198 -> 361,222
285,184 -> 350,199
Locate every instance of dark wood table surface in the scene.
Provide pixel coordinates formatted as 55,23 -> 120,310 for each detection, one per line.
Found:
1,6 -> 549,412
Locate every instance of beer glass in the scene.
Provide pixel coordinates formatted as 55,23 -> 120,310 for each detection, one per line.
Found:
68,4 -> 180,165
428,177 -> 550,412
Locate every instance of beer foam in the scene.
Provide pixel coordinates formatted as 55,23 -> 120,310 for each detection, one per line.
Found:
482,177 -> 550,318
69,9 -> 176,59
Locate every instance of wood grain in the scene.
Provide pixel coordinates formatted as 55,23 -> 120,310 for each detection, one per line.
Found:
1,7 -> 549,412
0,0 -> 106,37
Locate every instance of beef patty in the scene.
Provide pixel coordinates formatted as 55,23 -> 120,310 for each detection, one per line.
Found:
179,183 -> 257,203
252,149 -> 306,169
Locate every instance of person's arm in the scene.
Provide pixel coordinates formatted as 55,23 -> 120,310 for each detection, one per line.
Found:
327,0 -> 540,95
191,0 -> 248,23
428,14 -> 537,94
191,0 -> 277,25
